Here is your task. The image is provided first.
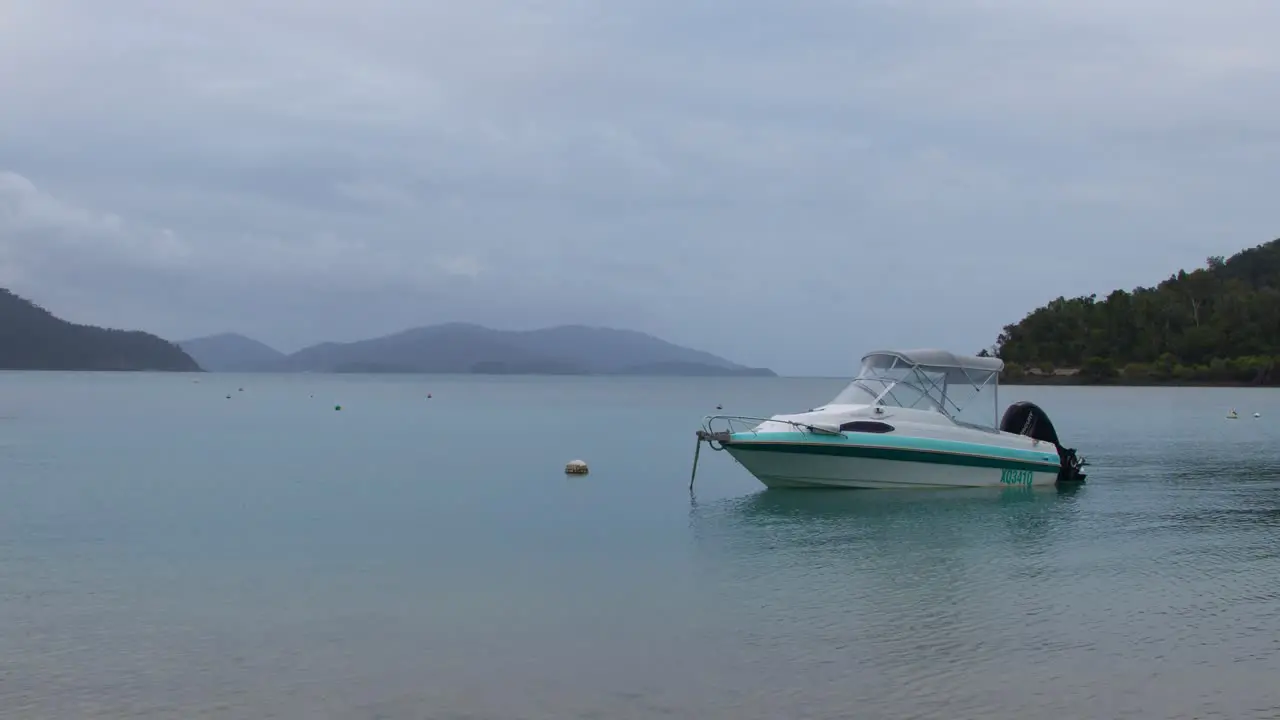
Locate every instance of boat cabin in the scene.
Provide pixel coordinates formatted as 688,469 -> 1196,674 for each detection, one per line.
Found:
823,349 -> 1005,428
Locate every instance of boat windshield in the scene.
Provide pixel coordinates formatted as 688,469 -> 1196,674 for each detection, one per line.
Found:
828,352 -> 1000,426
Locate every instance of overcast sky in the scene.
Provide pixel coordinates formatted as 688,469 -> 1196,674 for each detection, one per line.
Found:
2,1 -> 1278,375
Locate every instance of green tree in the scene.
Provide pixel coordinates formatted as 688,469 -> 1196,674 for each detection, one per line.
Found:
995,238 -> 1280,384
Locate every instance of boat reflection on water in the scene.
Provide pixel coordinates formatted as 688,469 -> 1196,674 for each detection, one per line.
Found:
727,484 -> 1077,516
687,483 -> 1085,563
695,482 -> 1080,521
685,485 -> 1089,663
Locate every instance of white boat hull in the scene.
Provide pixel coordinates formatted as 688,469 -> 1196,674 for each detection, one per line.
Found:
722,442 -> 1062,489
697,348 -> 1087,491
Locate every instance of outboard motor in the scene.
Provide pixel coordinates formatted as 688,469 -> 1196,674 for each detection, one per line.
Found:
1000,401 -> 1088,484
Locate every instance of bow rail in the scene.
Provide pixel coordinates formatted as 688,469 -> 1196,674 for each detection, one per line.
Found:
690,414 -> 847,490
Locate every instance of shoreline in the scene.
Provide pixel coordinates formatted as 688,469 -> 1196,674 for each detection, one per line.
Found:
1002,377 -> 1275,388
1,368 -> 1274,387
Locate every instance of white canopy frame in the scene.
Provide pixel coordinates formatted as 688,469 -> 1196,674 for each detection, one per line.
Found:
830,349 -> 1004,428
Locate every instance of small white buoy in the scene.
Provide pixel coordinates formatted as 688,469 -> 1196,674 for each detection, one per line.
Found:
565,459 -> 589,475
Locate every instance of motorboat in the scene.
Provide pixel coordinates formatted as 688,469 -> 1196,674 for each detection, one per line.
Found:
692,348 -> 1087,489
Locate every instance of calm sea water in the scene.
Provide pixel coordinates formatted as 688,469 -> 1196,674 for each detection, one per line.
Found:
3,372 -> 1280,719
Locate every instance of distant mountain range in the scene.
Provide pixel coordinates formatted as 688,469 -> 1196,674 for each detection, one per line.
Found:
0,284 -> 771,376
176,333 -> 285,372
0,289 -> 199,371
180,323 -> 776,376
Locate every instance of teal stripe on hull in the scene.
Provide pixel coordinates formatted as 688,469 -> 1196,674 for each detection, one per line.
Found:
726,433 -> 1060,473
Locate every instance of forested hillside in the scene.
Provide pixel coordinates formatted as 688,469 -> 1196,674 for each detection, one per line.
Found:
994,238 -> 1280,384
0,289 -> 200,371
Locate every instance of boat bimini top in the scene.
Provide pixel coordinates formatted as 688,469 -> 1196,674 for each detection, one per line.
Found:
824,349 -> 1006,428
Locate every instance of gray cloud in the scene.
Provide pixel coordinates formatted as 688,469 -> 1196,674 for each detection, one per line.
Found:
2,0 -> 1278,374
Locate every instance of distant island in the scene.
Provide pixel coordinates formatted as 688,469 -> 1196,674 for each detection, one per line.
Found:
180,323 -> 776,377
176,333 -> 284,372
0,289 -> 200,371
993,236 -> 1280,386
